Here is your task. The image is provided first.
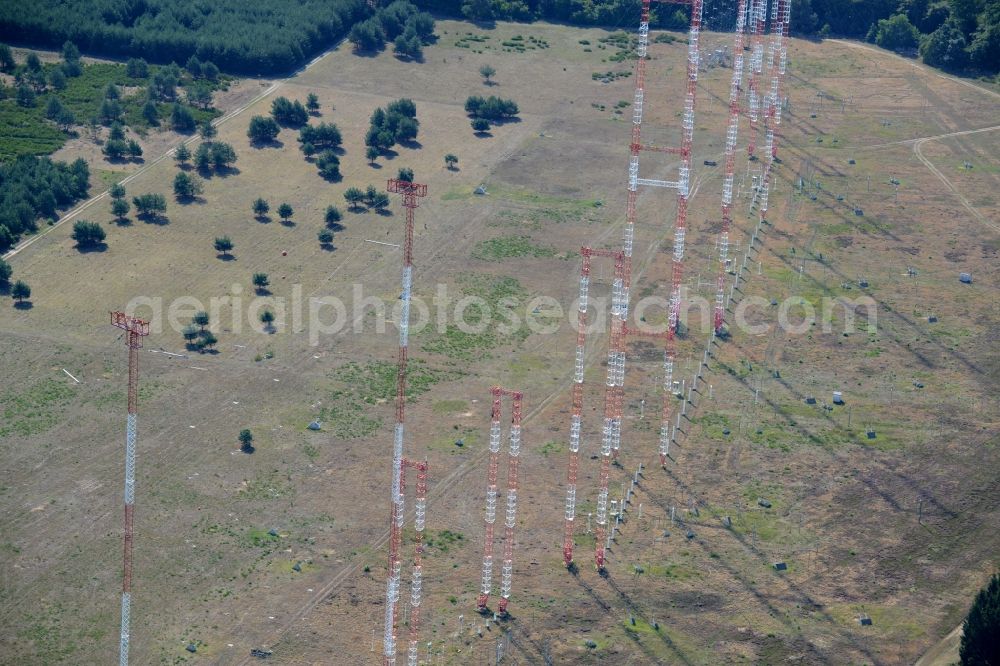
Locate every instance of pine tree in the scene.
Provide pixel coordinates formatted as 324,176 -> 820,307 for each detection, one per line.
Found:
961,573 -> 1000,665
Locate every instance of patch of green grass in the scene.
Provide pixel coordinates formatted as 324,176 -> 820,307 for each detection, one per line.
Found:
319,393 -> 382,439
302,441 -> 320,460
432,399 -> 468,414
421,274 -> 532,360
539,440 -> 562,457
0,62 -> 226,159
17,605 -> 80,663
428,426 -> 479,454
243,527 -> 280,549
321,360 -> 462,439
693,411 -> 731,439
333,359 -> 461,404
472,234 -> 556,261
424,529 -> 464,554
0,378 -> 76,437
0,100 -> 66,159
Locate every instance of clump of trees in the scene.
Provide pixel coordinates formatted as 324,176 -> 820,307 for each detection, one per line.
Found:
248,116 -> 281,145
171,103 -> 197,132
271,96 -> 309,127
349,0 -> 434,54
183,310 -> 218,352
325,205 -> 343,228
0,0 -> 367,76
173,172 -> 204,201
102,123 -> 143,162
960,572 -> 1000,665
252,198 -> 270,221
132,193 -> 168,222
1,257 -> 31,307
298,123 -> 342,153
465,95 -> 519,121
344,185 -> 390,212
0,155 -> 89,251
316,151 -> 341,181
109,183 -> 130,223
193,141 -> 237,174
365,99 -> 419,154
71,220 -> 106,249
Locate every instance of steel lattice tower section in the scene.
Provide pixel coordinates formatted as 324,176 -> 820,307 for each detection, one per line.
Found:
110,311 -> 149,666
593,249 -> 626,570
401,458 -> 428,666
561,250 -> 593,567
562,0 -> 654,571
654,0 -> 704,471
757,0 -> 791,223
745,0 -> 767,161
714,0 -> 751,335
478,387 -> 524,615
383,177 -> 428,666
561,0 -> 706,568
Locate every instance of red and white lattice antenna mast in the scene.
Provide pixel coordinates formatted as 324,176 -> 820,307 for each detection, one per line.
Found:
745,0 -> 767,161
498,391 -> 522,614
562,0 -> 652,572
562,250 -> 592,567
714,0 -> 751,335
478,387 -> 524,615
110,311 -> 149,666
402,458 -> 428,666
653,0 -> 704,470
559,248 -> 623,569
383,177 -> 428,666
478,389 -> 503,609
594,249 -> 626,569
562,0 -> 707,566
758,0 -> 791,221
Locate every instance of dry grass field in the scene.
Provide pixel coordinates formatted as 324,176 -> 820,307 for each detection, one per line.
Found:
1,18 -> 998,666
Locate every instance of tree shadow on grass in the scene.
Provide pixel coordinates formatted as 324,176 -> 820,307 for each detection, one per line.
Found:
76,242 -> 108,253
250,138 -> 284,149
320,243 -> 337,252
214,165 -> 241,179
14,300 -> 33,310
139,213 -> 169,226
114,217 -> 132,227
399,139 -> 423,150
375,209 -> 393,217
326,222 -> 345,232
279,219 -> 296,227
255,215 -> 272,224
216,253 -> 236,262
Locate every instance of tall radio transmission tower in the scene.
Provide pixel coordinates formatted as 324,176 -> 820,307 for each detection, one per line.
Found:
383,177 -> 428,666
715,0 -> 750,335
561,0 -> 706,568
477,387 -> 524,615
110,311 -> 149,666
